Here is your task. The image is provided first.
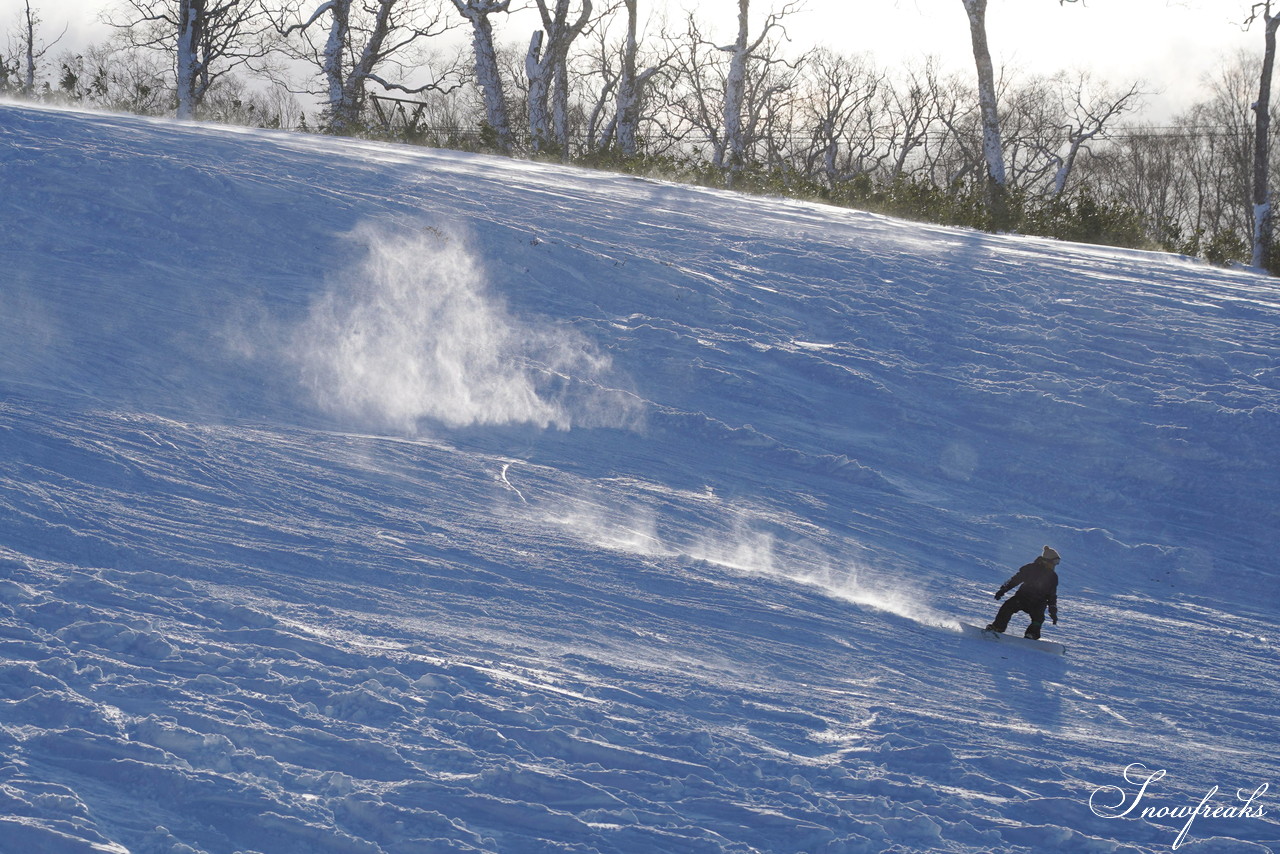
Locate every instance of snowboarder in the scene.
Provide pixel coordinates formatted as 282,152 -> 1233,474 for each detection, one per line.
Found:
986,546 -> 1060,640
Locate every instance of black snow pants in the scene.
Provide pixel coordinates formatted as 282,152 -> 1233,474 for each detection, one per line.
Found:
990,594 -> 1048,639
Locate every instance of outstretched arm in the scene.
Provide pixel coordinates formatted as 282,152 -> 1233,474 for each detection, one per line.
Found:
994,569 -> 1024,599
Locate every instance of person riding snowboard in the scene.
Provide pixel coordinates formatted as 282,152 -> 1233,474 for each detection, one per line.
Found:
986,546 -> 1061,639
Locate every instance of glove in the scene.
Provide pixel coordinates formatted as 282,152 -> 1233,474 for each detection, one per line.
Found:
994,591 -> 1003,600
1051,614 -> 1059,625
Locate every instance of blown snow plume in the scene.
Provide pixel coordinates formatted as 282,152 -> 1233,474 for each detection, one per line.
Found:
540,487 -> 956,629
292,223 -> 630,433
683,506 -> 957,629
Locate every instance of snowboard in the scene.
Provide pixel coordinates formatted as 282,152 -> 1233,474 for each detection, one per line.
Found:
962,623 -> 1065,655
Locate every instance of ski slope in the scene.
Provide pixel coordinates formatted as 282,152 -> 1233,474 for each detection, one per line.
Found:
1,102 -> 1277,854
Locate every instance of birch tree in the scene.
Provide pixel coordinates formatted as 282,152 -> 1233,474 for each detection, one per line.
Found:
109,0 -> 269,120
450,0 -> 513,153
612,0 -> 669,156
525,0 -> 592,157
577,4 -> 671,157
717,0 -> 800,177
958,0 -> 1007,223
719,0 -> 751,170
13,0 -> 66,96
957,0 -> 1081,225
278,0 -> 456,135
1247,1 -> 1280,271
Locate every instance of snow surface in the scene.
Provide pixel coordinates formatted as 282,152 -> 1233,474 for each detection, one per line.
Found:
1,102 -> 1278,854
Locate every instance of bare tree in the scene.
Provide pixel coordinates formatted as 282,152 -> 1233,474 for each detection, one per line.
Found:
1050,72 -> 1145,196
202,71 -> 303,126
449,0 -> 514,153
276,0 -> 457,135
55,42 -> 171,114
1097,58 -> 1256,261
666,13 -> 724,159
958,0 -> 1082,224
524,0 -> 592,157
13,0 -> 66,96
1001,74 -> 1062,193
109,0 -> 270,120
717,0 -> 801,177
719,0 -> 751,170
612,0 -> 669,156
925,61 -> 984,189
0,56 -> 15,96
958,0 -> 1007,222
797,48 -> 881,188
1247,1 -> 1280,270
1091,125 -> 1192,250
575,21 -> 619,153
881,61 -> 937,181
608,19 -> 686,158
1204,52 -> 1263,255
574,3 -> 647,156
1001,72 -> 1140,197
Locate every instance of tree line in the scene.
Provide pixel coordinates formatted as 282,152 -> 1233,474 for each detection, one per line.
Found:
7,0 -> 1280,272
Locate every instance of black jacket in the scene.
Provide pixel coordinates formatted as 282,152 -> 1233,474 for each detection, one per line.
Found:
997,558 -> 1059,618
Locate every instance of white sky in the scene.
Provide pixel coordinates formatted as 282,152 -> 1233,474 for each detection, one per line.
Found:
789,0 -> 1258,119
7,0 -> 1263,119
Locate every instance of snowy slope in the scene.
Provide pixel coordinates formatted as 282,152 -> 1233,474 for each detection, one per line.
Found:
1,102 -> 1278,854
